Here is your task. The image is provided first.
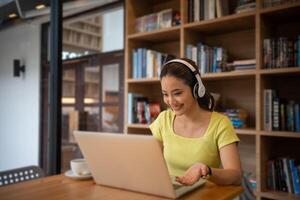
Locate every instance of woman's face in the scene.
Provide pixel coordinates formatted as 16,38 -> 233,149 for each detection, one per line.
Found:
161,75 -> 198,116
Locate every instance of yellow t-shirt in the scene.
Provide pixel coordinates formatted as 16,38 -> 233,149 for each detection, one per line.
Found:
149,110 -> 239,177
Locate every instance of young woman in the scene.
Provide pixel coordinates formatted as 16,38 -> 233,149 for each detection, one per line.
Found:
149,58 -> 242,186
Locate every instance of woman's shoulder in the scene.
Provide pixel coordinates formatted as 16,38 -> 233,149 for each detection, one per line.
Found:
211,111 -> 232,126
212,111 -> 227,121
157,109 -> 174,121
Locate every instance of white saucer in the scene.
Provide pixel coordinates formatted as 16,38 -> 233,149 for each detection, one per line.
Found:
64,170 -> 92,180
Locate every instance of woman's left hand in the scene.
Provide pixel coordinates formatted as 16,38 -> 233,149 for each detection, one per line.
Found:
175,163 -> 210,186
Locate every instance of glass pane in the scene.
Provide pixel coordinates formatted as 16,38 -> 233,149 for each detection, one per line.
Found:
102,64 -> 119,103
62,106 -> 75,144
62,69 -> 75,104
102,106 -> 119,132
62,14 -> 102,57
84,66 -> 99,104
84,106 -> 100,131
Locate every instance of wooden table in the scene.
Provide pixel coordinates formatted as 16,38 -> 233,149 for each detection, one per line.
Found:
0,174 -> 243,200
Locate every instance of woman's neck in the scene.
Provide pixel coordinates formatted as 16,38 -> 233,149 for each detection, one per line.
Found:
178,104 -> 211,125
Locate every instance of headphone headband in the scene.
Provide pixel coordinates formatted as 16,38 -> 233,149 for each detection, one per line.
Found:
164,59 -> 206,98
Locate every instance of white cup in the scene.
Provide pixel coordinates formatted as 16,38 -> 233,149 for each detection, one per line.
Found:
70,158 -> 90,176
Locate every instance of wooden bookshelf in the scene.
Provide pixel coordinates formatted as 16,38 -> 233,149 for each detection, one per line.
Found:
183,11 -> 256,33
259,130 -> 300,138
260,67 -> 300,75
127,26 -> 180,41
260,191 -> 300,200
124,1 -> 300,199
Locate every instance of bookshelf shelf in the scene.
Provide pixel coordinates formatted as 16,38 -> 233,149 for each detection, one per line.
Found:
202,70 -> 256,80
184,12 -> 255,34
260,191 -> 300,200
127,70 -> 258,82
125,1 -> 300,199
259,1 -> 300,15
127,26 -> 180,42
259,130 -> 300,138
236,128 -> 257,136
260,67 -> 300,75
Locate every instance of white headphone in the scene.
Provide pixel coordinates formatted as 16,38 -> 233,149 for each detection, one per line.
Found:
163,59 -> 206,98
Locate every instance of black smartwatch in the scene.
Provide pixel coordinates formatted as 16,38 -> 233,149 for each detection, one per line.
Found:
207,165 -> 212,176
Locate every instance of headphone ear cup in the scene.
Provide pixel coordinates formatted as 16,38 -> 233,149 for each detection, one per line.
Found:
198,83 -> 206,98
193,83 -> 199,98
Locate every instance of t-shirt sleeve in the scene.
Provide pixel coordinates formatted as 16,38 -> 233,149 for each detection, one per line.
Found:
216,116 -> 240,149
149,111 -> 164,142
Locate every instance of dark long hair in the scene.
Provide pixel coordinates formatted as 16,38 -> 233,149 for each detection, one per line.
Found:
160,58 -> 215,111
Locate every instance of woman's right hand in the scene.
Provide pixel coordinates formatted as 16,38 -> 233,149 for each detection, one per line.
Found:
175,163 -> 211,186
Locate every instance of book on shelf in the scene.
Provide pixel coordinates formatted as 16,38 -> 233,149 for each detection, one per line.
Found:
135,9 -> 181,33
185,43 -> 227,74
232,59 -> 256,65
282,158 -> 294,193
267,158 -> 300,195
277,159 -> 288,192
216,0 -> 229,18
222,108 -> 248,128
188,0 -> 230,22
136,97 -> 148,124
208,0 -> 216,20
272,96 -> 280,131
128,93 -> 161,125
158,9 -> 172,29
232,59 -> 256,70
132,48 -> 175,79
287,101 -> 295,132
289,159 -> 300,195
264,89 -> 275,131
263,89 -> 300,132
149,102 -> 161,123
263,36 -> 300,69
235,1 -> 256,14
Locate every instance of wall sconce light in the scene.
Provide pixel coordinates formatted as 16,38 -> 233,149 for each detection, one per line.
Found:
13,59 -> 25,77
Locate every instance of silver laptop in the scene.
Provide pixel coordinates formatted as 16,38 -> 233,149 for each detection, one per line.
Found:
74,131 -> 206,199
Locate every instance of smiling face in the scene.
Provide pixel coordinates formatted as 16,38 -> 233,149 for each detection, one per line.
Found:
161,75 -> 198,116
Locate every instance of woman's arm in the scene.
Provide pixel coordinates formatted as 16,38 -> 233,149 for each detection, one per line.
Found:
176,143 -> 242,186
209,143 -> 242,185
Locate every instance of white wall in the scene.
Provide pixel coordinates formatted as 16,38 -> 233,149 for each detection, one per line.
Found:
0,23 -> 41,171
102,7 -> 124,52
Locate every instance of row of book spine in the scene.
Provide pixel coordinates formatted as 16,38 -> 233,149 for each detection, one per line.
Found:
267,158 -> 300,195
188,0 -> 228,22
263,36 -> 300,69
131,48 -> 174,79
185,43 -> 227,74
263,0 -> 299,8
188,0 -> 257,23
127,93 -> 161,124
264,89 -> 300,132
135,9 -> 180,33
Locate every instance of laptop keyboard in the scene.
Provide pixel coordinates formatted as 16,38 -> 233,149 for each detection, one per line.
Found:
173,183 -> 184,190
